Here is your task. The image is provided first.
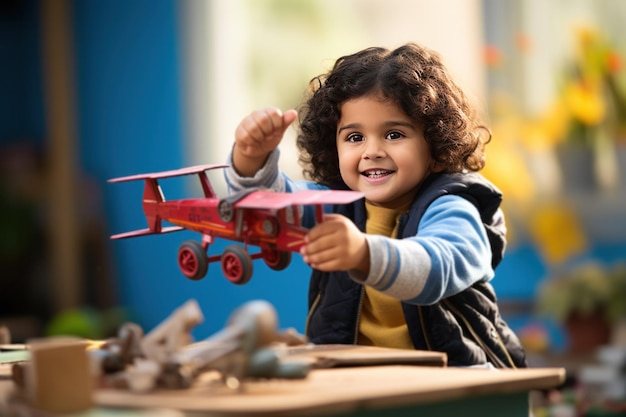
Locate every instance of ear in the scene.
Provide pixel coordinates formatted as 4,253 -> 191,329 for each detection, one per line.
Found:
429,159 -> 445,173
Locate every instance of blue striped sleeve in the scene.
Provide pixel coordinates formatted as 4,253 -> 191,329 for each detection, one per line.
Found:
350,195 -> 494,305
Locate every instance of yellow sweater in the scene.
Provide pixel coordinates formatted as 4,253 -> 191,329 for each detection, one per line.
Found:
357,202 -> 413,349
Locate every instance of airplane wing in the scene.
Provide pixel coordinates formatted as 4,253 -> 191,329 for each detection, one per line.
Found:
288,189 -> 365,205
108,164 -> 230,183
234,189 -> 364,210
111,226 -> 184,240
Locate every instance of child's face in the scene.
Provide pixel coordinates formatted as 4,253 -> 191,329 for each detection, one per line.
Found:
336,95 -> 434,208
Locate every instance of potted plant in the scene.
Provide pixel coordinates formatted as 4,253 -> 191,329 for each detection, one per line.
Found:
528,25 -> 626,192
536,261 -> 626,354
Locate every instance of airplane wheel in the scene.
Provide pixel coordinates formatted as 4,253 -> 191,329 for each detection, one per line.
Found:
178,241 -> 208,280
262,247 -> 291,271
221,245 -> 253,285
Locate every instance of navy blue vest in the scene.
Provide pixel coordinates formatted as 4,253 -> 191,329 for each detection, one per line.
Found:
306,172 -> 527,368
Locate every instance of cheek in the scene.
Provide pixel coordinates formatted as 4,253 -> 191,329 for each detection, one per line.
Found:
337,153 -> 360,183
408,144 -> 432,169
395,149 -> 432,179
397,149 -> 425,167
338,156 -> 353,177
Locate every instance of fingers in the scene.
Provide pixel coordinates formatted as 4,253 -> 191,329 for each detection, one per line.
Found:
233,107 -> 297,176
236,107 -> 297,147
240,109 -> 278,142
300,214 -> 369,273
282,109 -> 298,130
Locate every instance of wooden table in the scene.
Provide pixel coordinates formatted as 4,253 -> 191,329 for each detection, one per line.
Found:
1,348 -> 565,417
90,365 -> 564,417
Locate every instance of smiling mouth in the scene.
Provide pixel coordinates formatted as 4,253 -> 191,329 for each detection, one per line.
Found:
361,169 -> 394,179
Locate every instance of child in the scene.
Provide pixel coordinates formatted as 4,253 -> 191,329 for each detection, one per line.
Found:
225,43 -> 527,368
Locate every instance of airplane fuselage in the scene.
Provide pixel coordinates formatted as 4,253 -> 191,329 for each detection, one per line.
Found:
159,198 -> 307,252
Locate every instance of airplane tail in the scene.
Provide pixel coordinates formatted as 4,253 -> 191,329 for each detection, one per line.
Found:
111,178 -> 184,240
109,164 -> 229,240
142,178 -> 164,232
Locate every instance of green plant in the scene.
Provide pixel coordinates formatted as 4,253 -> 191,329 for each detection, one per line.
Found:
536,262 -> 626,324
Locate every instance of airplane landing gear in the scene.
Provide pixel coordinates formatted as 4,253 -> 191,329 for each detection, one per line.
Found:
221,245 -> 253,285
178,240 -> 208,280
177,239 -> 290,285
262,247 -> 291,271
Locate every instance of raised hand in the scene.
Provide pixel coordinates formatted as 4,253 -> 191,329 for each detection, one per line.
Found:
300,214 -> 370,274
233,107 -> 298,177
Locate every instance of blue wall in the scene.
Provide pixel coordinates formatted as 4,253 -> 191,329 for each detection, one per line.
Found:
71,0 -> 309,338
72,0 -> 188,331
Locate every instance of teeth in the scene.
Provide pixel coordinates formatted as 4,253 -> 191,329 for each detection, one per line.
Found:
364,170 -> 391,178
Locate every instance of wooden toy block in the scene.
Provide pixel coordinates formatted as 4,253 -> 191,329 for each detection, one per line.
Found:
26,337 -> 93,413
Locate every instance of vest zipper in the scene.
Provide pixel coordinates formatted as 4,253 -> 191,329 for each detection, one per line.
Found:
305,292 -> 321,336
489,323 -> 517,368
417,306 -> 433,351
442,299 -> 516,368
352,287 -> 365,344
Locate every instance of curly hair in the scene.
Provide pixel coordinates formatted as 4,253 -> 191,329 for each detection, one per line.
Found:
296,43 -> 491,187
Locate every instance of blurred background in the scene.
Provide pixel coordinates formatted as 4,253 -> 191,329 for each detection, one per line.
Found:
1,0 -> 626,409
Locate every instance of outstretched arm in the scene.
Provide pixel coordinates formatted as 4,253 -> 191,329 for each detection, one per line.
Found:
301,196 -> 494,305
356,196 -> 493,305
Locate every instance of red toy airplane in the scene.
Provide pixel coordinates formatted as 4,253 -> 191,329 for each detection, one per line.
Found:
109,164 -> 363,285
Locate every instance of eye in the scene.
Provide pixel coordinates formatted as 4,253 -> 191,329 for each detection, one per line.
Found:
386,131 -> 404,141
346,133 -> 364,143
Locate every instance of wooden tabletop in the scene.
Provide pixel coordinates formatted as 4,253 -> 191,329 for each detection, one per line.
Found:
0,346 -> 565,417
95,365 -> 565,416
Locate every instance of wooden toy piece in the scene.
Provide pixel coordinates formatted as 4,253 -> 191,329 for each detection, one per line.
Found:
87,321 -> 146,384
82,299 -> 310,393
25,337 -> 93,413
93,322 -> 145,374
174,300 -> 311,388
108,165 -> 363,284
124,358 -> 160,392
140,299 -> 203,366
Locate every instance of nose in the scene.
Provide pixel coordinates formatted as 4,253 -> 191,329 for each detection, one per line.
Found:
362,139 -> 386,160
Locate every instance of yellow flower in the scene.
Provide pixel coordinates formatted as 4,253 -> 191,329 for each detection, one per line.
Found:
523,121 -> 553,151
529,201 -> 587,265
483,117 -> 535,205
540,100 -> 570,145
574,25 -> 609,80
521,101 -> 570,150
563,80 -> 606,126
